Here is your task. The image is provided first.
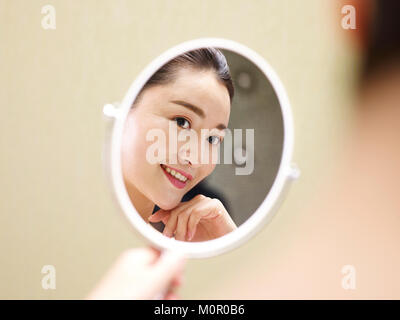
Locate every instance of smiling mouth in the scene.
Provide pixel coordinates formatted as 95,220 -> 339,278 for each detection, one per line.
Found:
160,164 -> 190,189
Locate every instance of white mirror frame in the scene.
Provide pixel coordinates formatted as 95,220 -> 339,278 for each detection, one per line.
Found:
103,38 -> 299,258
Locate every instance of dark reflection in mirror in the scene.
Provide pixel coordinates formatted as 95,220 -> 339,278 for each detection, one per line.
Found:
202,50 -> 284,226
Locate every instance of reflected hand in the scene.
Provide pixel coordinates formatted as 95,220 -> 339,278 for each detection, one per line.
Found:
87,248 -> 185,300
149,194 -> 237,242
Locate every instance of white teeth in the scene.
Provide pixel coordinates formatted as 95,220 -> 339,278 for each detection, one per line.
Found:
161,165 -> 187,182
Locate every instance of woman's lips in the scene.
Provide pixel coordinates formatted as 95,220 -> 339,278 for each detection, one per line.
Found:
161,164 -> 193,180
160,164 -> 191,189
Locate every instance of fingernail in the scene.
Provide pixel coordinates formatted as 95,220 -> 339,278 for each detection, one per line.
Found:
186,232 -> 193,241
163,230 -> 171,237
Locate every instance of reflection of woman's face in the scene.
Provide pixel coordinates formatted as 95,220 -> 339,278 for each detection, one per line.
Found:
122,67 -> 231,210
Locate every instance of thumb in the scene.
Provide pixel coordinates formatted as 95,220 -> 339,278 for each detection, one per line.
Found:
149,250 -> 186,298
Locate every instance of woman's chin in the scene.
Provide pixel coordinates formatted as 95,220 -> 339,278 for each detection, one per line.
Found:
156,198 -> 182,211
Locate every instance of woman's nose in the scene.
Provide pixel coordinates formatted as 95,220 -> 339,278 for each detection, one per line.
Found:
177,140 -> 202,168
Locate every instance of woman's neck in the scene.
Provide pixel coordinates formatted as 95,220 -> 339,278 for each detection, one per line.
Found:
123,180 -> 155,221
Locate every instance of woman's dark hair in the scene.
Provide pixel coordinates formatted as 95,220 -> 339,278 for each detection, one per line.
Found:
362,0 -> 400,81
134,48 -> 234,105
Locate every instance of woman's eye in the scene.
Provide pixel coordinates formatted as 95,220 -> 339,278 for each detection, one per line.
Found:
208,136 -> 221,145
173,117 -> 190,129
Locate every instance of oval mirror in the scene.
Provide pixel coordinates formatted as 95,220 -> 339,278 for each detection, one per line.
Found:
103,38 -> 299,258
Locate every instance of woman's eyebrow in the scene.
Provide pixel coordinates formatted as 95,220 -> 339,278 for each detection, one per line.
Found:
171,100 -> 205,118
171,100 -> 227,130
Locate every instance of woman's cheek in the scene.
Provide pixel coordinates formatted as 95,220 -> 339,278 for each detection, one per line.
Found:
140,118 -> 170,160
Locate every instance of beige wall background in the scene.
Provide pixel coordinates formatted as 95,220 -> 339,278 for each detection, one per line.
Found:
0,0 -> 357,299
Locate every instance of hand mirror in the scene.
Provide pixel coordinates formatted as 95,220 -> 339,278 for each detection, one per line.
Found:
103,38 -> 299,258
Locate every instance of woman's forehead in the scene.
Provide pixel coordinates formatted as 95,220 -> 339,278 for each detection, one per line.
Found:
167,69 -> 231,120
136,68 -> 231,127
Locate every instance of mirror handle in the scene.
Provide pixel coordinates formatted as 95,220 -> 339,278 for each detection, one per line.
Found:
288,163 -> 301,180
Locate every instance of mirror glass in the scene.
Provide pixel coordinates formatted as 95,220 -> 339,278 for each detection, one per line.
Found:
106,39 -> 296,257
